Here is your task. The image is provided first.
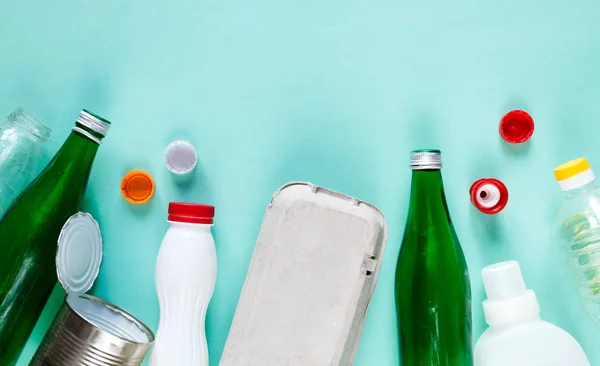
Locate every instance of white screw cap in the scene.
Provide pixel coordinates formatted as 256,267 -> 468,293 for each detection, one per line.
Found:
482,261 -> 527,301
481,260 -> 540,326
164,140 -> 198,175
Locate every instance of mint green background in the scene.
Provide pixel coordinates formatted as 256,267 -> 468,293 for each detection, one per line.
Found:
2,0 -> 600,364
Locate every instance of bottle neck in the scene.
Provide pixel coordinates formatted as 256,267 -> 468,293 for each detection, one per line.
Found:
564,179 -> 598,199
46,125 -> 102,179
483,290 -> 541,328
489,312 -> 541,330
59,126 -> 101,156
407,169 -> 451,223
168,221 -> 213,232
72,121 -> 106,145
21,121 -> 104,208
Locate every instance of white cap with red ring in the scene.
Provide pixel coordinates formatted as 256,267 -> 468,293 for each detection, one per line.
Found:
168,202 -> 215,225
470,178 -> 508,214
482,261 -> 540,327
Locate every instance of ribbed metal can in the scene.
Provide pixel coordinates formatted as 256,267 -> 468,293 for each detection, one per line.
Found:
30,294 -> 154,366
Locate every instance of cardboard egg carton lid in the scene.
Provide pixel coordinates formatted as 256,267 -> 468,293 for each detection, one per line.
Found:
220,182 -> 388,366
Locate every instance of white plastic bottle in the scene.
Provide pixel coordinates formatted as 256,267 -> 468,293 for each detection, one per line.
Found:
474,261 -> 589,366
150,202 -> 217,366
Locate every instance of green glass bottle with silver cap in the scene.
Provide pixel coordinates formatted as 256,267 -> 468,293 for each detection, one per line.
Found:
0,109 -> 110,365
395,149 -> 472,365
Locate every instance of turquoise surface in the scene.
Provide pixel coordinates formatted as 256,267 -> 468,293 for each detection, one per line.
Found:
2,0 -> 600,364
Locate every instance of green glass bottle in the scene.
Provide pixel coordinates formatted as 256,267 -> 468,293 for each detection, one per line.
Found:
0,110 -> 110,365
395,150 -> 472,366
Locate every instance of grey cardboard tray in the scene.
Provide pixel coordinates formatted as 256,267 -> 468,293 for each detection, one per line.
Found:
220,182 -> 388,366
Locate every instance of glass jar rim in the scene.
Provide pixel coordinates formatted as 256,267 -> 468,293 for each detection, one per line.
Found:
6,108 -> 52,142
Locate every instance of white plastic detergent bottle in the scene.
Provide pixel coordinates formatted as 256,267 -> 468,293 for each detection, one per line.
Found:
150,202 -> 217,366
474,261 -> 589,366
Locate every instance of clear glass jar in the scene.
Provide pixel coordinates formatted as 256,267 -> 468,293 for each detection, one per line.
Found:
0,108 -> 51,217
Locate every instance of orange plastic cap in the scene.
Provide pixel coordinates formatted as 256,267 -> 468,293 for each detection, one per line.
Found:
121,170 -> 155,204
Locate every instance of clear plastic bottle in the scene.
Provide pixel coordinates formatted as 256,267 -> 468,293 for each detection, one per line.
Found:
554,157 -> 600,326
0,108 -> 51,217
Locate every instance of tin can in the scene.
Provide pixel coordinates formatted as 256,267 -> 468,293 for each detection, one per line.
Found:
30,295 -> 154,365
29,213 -> 154,365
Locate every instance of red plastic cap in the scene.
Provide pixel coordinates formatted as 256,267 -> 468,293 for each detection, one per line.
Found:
168,202 -> 215,224
469,178 -> 508,215
499,110 -> 534,144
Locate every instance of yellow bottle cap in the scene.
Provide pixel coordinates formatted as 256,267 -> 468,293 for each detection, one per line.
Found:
121,170 -> 155,204
554,158 -> 591,181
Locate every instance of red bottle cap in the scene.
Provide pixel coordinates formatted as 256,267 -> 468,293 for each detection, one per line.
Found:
499,110 -> 534,144
168,202 -> 215,224
470,178 -> 508,215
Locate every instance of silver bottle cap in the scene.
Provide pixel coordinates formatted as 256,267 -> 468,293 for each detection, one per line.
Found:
76,109 -> 111,137
410,150 -> 442,170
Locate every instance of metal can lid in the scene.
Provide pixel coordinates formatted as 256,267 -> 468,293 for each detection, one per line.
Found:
56,212 -> 103,296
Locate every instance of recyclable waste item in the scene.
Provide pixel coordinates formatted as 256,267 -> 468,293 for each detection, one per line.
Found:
395,150 -> 472,365
121,170 -> 155,204
470,178 -> 508,214
499,110 -> 534,144
150,202 -> 217,366
220,182 -> 388,366
0,108 -> 51,217
0,109 -> 110,365
554,157 -> 600,327
30,212 -> 155,366
474,260 -> 590,366
164,140 -> 197,175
